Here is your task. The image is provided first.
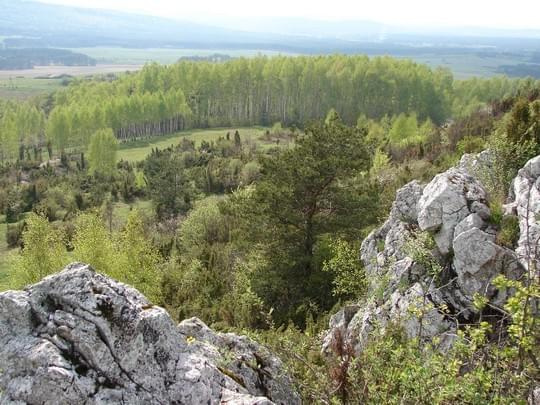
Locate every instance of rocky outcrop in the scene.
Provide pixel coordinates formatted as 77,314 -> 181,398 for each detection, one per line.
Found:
505,155 -> 540,274
325,152 -> 536,356
0,264 -> 300,405
417,168 -> 489,255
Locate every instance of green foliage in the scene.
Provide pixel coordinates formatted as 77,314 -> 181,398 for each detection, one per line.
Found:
242,117 -> 376,325
456,135 -> 485,155
71,211 -> 162,302
323,238 -> 367,300
72,212 -> 115,274
489,200 -> 504,226
250,318 -> 336,404
87,128 -> 118,176
143,147 -> 195,218
370,149 -> 391,179
12,213 -> 69,287
404,231 -> 442,276
496,215 -> 520,248
481,100 -> 540,199
115,210 -> 163,302
344,325 -> 530,404
388,113 -> 420,146
492,275 -> 540,360
162,196 -> 240,324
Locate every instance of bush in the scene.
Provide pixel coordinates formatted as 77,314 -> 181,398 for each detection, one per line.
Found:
489,200 -> 504,226
6,221 -> 24,248
497,215 -> 520,248
456,135 -> 485,155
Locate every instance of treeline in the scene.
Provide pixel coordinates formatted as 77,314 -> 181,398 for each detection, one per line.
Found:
55,55 -> 455,128
0,48 -> 96,70
1,55 -> 539,161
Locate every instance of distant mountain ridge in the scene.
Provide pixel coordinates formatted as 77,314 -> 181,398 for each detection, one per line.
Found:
2,0 -> 540,52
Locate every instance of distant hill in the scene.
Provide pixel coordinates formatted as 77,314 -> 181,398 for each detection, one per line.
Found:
4,0 -> 538,53
0,0 -> 317,50
1,0 -> 540,78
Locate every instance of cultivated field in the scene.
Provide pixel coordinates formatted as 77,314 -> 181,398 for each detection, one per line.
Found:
66,47 -> 297,64
0,64 -> 143,79
0,64 -> 143,100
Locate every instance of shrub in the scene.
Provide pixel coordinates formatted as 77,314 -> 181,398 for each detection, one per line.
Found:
497,215 -> 520,248
6,221 -> 24,248
456,135 -> 485,154
11,213 -> 69,288
322,238 -> 367,301
489,200 -> 504,226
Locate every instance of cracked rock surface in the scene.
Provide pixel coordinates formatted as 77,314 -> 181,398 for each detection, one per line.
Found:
0,264 -> 300,405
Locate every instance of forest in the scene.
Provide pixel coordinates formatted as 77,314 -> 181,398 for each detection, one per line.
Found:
1,55 -> 539,163
0,53 -> 539,403
0,48 -> 96,70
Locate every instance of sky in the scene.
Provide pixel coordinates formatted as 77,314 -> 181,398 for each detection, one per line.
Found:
39,0 -> 540,29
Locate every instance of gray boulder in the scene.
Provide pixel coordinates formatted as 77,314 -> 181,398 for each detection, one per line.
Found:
458,150 -> 495,180
506,155 -> 540,273
453,228 -> 521,307
360,180 -> 424,285
0,264 -> 300,405
417,168 -> 489,255
323,283 -> 456,355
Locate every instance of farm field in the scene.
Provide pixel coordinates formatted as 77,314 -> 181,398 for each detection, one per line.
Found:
66,47 -> 297,64
117,127 -> 271,162
0,64 -> 143,80
0,64 -> 143,100
0,76 -> 65,100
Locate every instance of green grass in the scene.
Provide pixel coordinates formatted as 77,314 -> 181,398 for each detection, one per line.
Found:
117,127 -> 269,162
0,77 -> 65,100
111,199 -> 153,229
0,215 -> 16,289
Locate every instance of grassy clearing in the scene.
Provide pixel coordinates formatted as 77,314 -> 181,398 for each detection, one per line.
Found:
0,65 -> 142,100
117,127 -> 269,162
0,216 -> 15,288
111,200 -> 153,229
0,77 -> 65,100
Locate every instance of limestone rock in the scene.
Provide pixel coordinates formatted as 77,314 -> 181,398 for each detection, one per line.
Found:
453,228 -> 521,307
360,180 -> 424,282
529,386 -> 540,405
0,264 -> 300,405
326,151 -> 535,359
323,283 -> 455,355
453,213 -> 486,239
392,180 -> 425,223
417,168 -> 489,255
458,150 -> 495,180
507,155 -> 540,274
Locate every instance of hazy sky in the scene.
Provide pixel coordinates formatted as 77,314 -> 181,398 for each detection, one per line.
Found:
39,0 -> 540,29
